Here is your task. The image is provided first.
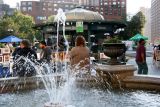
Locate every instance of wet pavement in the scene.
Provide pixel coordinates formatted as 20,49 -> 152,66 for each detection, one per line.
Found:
127,57 -> 160,76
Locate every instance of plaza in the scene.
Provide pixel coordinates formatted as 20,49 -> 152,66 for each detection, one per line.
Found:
0,0 -> 160,107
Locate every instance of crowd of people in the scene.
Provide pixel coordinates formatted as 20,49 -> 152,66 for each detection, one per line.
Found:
4,35 -> 156,77
12,40 -> 52,77
10,35 -> 90,77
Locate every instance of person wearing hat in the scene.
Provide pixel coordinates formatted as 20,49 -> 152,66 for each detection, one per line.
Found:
136,38 -> 148,74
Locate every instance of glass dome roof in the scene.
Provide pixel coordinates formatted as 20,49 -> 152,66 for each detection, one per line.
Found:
65,7 -> 104,21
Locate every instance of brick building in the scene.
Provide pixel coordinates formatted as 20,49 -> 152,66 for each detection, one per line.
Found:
20,0 -> 127,24
0,4 -> 14,17
20,0 -> 77,24
99,0 -> 126,21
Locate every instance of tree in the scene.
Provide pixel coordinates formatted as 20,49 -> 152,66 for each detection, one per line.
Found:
0,11 -> 39,42
120,11 -> 146,40
47,15 -> 55,23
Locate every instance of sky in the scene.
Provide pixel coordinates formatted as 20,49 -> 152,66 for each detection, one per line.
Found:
3,0 -> 151,15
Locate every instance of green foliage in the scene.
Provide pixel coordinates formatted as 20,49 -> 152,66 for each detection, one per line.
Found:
46,15 -> 55,23
121,11 -> 146,40
0,43 -> 5,48
104,37 -> 122,43
0,11 -> 39,42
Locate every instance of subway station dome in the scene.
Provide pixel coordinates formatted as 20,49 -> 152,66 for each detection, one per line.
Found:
65,7 -> 104,21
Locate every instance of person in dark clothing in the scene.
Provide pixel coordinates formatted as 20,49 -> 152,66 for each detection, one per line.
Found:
39,41 -> 52,63
136,39 -> 148,74
13,40 -> 37,77
12,46 -> 21,60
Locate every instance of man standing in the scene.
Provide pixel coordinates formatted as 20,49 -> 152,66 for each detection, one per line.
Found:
136,39 -> 148,74
39,41 -> 52,63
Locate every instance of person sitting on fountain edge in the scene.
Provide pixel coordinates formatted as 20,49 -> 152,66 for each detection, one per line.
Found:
12,40 -> 37,77
39,41 -> 52,63
70,35 -> 90,71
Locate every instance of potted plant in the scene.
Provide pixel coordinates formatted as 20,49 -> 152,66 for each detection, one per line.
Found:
103,36 -> 126,65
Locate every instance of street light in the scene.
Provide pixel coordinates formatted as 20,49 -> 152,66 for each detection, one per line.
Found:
7,28 -> 13,35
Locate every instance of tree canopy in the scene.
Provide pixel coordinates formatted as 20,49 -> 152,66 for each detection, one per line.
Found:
120,11 -> 146,40
0,11 -> 41,42
46,15 -> 55,23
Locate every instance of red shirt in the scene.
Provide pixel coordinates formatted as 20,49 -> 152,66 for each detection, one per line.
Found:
136,45 -> 146,62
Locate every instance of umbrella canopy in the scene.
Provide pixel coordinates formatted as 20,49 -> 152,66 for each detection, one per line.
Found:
0,35 -> 22,43
129,33 -> 148,41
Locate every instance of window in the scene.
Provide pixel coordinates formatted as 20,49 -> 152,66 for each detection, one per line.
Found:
43,8 -> 46,11
104,2 -> 108,5
48,3 -> 51,6
113,2 -> 116,5
65,9 -> 69,12
28,2 -> 32,6
48,8 -> 52,11
54,9 -> 57,11
37,16 -> 47,20
22,2 -> 26,6
121,2 -> 125,7
65,5 -> 69,8
70,5 -> 74,8
22,7 -> 27,11
28,7 -> 32,11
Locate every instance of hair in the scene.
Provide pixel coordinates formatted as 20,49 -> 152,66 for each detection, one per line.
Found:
139,38 -> 145,44
75,36 -> 86,47
21,40 -> 31,48
40,41 -> 47,46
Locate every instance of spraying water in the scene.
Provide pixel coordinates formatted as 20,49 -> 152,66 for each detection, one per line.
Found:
0,8 -> 121,107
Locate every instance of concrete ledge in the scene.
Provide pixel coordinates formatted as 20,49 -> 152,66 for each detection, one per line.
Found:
0,74 -> 65,93
126,51 -> 153,57
0,74 -> 97,93
123,75 -> 160,91
95,64 -> 137,74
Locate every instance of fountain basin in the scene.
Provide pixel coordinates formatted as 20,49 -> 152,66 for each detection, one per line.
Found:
0,74 -> 65,93
95,64 -> 137,88
1,88 -> 160,107
123,75 -> 160,91
2,68 -> 160,93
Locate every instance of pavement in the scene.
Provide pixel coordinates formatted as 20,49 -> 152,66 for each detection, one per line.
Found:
126,50 -> 153,57
127,57 -> 160,76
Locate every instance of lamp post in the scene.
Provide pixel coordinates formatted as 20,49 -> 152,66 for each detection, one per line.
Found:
7,28 -> 13,35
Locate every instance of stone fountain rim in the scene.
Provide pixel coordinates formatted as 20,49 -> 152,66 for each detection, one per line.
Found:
95,64 -> 137,73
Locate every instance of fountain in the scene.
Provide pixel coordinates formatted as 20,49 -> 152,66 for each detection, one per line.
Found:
1,7 -> 160,107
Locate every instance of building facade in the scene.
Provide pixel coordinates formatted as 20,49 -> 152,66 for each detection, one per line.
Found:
99,0 -> 126,21
151,0 -> 160,43
0,3 -> 14,17
20,1 -> 77,23
140,7 -> 151,42
21,0 -> 127,23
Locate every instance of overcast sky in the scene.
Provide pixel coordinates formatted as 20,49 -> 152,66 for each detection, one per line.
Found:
4,0 -> 151,15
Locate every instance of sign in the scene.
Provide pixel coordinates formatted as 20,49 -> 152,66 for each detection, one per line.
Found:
76,21 -> 83,33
